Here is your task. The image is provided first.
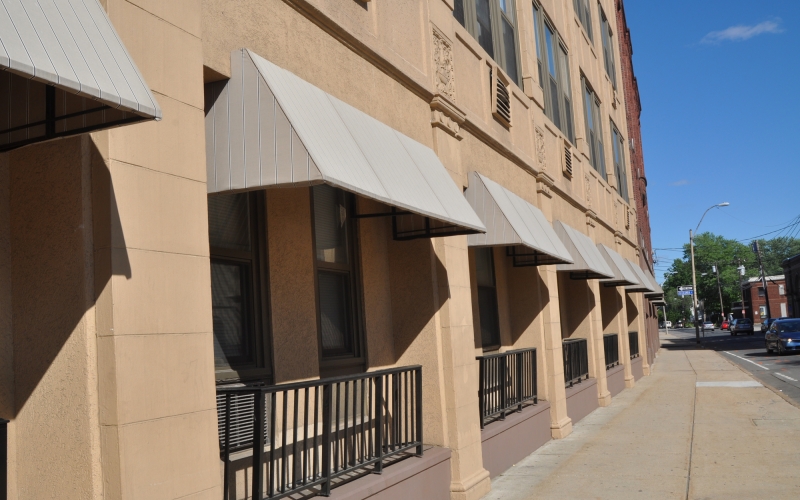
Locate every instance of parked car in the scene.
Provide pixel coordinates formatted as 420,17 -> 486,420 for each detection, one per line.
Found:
676,321 -> 684,328
721,320 -> 730,330
731,318 -> 754,336
666,321 -> 673,328
702,321 -> 715,332
765,319 -> 800,354
761,317 -> 790,332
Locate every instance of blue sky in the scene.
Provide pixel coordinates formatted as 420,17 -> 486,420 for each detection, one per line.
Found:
624,1 -> 800,282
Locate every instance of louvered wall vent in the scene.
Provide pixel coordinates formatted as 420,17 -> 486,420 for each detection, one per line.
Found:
562,141 -> 573,177
491,68 -> 511,125
625,209 -> 631,229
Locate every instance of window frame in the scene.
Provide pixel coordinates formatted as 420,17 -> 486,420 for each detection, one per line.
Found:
611,121 -> 629,203
474,247 -> 502,351
209,191 -> 273,383
531,3 -> 575,143
573,0 -> 593,42
310,186 -> 367,376
582,76 -> 607,179
454,0 -> 522,86
600,7 -> 617,88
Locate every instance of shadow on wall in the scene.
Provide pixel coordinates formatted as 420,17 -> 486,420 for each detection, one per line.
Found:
558,275 -> 593,340
506,263 -> 547,346
626,293 -> 638,329
600,285 -> 621,332
1,136 -> 130,417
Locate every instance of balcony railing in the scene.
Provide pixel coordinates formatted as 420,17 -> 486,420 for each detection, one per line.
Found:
216,366 -> 422,500
1,418 -> 6,500
562,338 -> 589,387
629,331 -> 640,359
476,348 -> 537,429
603,334 -> 620,370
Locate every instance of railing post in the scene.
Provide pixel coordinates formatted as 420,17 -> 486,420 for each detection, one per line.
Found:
499,355 -> 507,421
533,349 -> 538,404
415,368 -> 423,457
222,394 -> 232,500
373,376 -> 383,475
1,418 -> 7,500
321,383 -> 333,496
478,358 -> 485,429
515,351 -> 524,413
252,391 -> 265,500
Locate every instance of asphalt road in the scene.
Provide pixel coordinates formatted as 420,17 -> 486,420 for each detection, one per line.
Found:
663,327 -> 800,408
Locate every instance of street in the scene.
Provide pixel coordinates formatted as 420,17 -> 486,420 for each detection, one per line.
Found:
665,327 -> 800,407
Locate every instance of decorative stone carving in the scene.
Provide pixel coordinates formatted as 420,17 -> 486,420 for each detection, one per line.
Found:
585,209 -> 597,228
585,174 -> 592,208
432,27 -> 456,102
614,200 -> 620,228
535,126 -> 546,172
430,95 -> 465,139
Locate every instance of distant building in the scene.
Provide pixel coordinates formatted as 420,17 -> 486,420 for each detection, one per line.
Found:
782,254 -> 800,318
741,276 -> 789,323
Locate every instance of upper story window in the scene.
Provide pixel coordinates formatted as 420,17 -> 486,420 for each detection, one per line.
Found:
311,185 -> 364,372
209,191 -> 271,382
573,0 -> 593,41
600,9 -> 617,88
611,122 -> 629,203
454,0 -> 520,85
779,284 -> 786,295
531,3 -> 575,143
758,287 -> 765,297
475,247 -> 501,349
582,77 -> 606,179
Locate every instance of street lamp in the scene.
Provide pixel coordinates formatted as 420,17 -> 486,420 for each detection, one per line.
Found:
691,202 -> 730,343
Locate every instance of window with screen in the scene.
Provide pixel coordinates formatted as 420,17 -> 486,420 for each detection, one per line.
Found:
611,122 -> 629,203
208,191 -> 271,381
582,77 -> 606,179
475,247 -> 501,349
453,0 -> 520,85
312,185 -> 363,363
531,3 -> 575,143
600,8 -> 617,88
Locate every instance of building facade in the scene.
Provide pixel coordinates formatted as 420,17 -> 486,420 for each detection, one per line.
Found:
783,255 -> 800,318
0,1 -> 660,499
742,276 -> 789,324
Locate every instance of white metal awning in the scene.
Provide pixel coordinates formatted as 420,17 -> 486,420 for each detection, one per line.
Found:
0,0 -> 162,151
642,270 -> 665,298
553,221 -> 614,279
205,49 -> 485,240
597,245 -> 640,287
625,260 -> 657,294
464,172 -> 573,266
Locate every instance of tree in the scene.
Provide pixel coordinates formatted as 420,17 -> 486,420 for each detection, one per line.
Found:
660,233 -> 800,322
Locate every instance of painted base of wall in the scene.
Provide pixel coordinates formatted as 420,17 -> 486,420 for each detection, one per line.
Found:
330,446 -> 451,500
632,356 -> 644,380
565,378 -> 599,425
480,401 -> 552,478
607,364 -> 626,397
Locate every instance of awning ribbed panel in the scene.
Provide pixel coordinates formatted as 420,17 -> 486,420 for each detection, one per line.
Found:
625,260 -> 657,293
553,221 -> 614,279
205,49 -> 486,235
0,0 -> 161,150
597,245 -> 640,287
464,172 -> 573,265
642,270 -> 665,298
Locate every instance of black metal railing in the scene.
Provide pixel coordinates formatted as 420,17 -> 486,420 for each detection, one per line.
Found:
476,348 -> 537,429
1,418 -> 6,500
562,338 -> 589,387
603,334 -> 620,370
629,331 -> 640,359
216,366 -> 422,500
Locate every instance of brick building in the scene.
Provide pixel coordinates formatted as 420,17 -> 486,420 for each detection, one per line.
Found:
616,0 -> 660,356
782,255 -> 800,318
742,276 -> 789,324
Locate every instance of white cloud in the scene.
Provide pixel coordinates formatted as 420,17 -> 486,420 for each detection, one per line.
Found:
701,20 -> 783,44
670,180 -> 689,187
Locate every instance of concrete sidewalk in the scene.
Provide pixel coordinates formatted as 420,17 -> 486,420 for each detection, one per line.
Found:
482,333 -> 800,499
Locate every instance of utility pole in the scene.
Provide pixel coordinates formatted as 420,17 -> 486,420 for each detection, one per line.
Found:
713,264 -> 725,321
690,229 -> 701,343
752,241 -> 772,320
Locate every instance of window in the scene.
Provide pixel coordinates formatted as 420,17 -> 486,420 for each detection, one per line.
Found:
475,247 -> 501,349
531,3 -> 575,142
611,122 -> 629,202
209,192 -> 271,381
758,287 -> 765,297
573,0 -> 593,41
454,0 -> 520,84
312,185 -> 363,365
759,305 -> 767,317
582,77 -> 606,179
779,284 -> 786,296
600,8 -> 617,87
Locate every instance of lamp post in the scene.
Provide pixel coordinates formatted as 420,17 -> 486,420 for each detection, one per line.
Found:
690,202 -> 730,343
